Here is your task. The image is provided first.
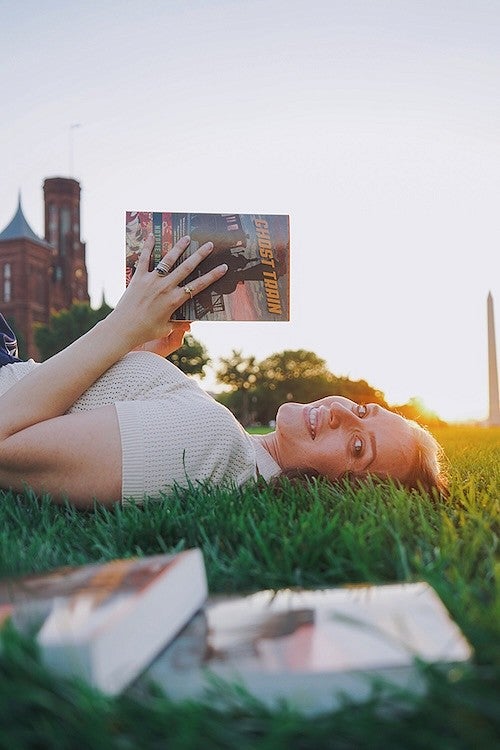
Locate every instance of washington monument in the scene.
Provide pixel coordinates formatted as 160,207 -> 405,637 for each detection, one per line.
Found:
487,292 -> 500,426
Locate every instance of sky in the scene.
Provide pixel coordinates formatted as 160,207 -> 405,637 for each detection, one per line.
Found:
1,0 -> 499,423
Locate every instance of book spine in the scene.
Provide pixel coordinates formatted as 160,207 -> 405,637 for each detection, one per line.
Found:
152,213 -> 163,269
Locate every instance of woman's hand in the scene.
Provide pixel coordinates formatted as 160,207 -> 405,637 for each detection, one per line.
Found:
136,321 -> 191,357
110,234 -> 226,351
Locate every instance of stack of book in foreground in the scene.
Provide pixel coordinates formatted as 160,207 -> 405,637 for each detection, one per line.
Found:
0,550 -> 472,712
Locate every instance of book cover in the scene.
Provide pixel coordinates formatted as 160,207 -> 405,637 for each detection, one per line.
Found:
138,582 -> 472,714
0,549 -> 207,695
125,212 -> 290,321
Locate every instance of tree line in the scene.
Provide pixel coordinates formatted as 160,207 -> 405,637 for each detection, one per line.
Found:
34,302 -> 445,427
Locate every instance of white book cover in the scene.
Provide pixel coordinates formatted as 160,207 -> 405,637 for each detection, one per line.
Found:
141,582 -> 472,713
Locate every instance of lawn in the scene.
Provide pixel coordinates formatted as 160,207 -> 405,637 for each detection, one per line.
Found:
0,425 -> 498,749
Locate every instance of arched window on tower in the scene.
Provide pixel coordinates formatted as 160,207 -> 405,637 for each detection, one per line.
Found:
36,267 -> 47,306
48,203 -> 58,247
59,205 -> 71,258
3,263 -> 11,302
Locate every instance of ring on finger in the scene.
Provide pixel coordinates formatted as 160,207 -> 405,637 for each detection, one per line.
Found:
156,259 -> 171,276
183,285 -> 194,299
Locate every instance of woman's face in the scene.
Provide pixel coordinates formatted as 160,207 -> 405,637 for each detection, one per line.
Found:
273,396 -> 418,482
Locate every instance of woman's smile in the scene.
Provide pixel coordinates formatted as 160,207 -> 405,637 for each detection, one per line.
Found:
305,405 -> 321,439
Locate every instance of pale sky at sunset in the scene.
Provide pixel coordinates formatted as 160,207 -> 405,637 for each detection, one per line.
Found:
1,0 -> 499,422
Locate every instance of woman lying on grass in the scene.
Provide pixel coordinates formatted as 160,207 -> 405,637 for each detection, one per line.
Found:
0,235 -> 447,508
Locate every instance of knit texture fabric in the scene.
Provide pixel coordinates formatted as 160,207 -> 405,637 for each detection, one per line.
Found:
0,359 -> 39,392
90,352 -> 258,503
0,353 -> 280,503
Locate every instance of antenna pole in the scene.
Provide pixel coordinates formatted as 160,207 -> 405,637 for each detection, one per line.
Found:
69,123 -> 81,176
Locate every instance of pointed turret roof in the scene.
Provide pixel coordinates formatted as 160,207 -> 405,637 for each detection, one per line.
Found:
0,194 -> 47,245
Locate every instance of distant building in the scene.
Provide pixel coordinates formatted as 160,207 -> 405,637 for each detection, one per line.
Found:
0,177 -> 89,359
487,292 -> 500,426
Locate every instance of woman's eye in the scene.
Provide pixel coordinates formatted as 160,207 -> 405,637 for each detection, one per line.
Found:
353,437 -> 364,455
357,404 -> 367,418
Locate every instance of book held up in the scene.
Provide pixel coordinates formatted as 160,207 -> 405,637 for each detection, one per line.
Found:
126,212 -> 290,322
0,550 -> 207,695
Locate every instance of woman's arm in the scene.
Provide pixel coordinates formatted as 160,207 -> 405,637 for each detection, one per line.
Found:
0,406 -> 123,508
0,234 -> 226,504
0,235 -> 223,440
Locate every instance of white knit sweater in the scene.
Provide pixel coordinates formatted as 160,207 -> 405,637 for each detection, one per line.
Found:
0,353 -> 281,504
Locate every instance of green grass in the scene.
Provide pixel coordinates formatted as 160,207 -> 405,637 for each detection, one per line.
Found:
0,426 -> 498,749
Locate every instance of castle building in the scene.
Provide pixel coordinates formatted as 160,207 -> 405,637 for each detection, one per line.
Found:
0,177 -> 89,359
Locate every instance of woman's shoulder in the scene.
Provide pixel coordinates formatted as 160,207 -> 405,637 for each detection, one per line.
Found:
117,351 -> 199,389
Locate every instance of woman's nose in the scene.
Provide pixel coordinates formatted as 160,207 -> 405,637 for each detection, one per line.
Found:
329,402 -> 358,429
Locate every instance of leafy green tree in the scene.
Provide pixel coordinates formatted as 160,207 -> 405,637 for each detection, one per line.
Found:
216,350 -> 259,390
254,350 -> 337,423
260,349 -> 331,382
34,301 -> 113,360
215,351 -> 260,424
215,348 -> 393,426
167,334 -> 210,378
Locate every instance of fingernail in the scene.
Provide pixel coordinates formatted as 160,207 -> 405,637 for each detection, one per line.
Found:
220,263 -> 228,271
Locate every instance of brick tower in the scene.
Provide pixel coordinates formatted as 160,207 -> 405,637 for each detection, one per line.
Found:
43,177 -> 89,310
0,177 -> 89,359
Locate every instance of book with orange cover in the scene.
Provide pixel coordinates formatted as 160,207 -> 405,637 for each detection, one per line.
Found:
125,211 -> 290,321
0,549 -> 207,694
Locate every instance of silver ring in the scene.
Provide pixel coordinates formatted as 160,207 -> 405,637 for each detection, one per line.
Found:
183,285 -> 194,299
156,259 -> 171,276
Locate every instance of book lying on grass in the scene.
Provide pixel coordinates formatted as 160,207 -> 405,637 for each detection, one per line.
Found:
0,549 -> 207,695
126,211 -> 290,321
137,582 -> 472,714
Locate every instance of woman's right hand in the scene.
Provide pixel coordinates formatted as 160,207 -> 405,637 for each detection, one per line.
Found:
110,234 -> 227,350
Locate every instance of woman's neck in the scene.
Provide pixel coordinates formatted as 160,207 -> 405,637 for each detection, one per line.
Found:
252,431 -> 280,466
250,432 -> 282,480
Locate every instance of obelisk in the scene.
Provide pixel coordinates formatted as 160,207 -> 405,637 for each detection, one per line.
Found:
487,292 -> 500,426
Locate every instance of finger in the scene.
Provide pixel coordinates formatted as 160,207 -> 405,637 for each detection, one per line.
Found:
178,262 -> 228,300
136,234 -> 155,272
168,241 -> 214,286
156,235 -> 192,272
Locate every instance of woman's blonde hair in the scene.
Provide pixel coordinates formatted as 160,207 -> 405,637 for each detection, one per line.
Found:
397,419 -> 449,497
